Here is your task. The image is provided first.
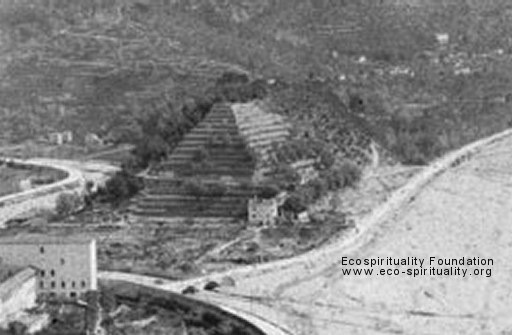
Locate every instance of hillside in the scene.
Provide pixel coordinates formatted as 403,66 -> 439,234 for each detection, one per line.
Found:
1,0 -> 512,167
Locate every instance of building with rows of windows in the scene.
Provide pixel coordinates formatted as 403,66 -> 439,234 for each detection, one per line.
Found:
0,235 -> 97,300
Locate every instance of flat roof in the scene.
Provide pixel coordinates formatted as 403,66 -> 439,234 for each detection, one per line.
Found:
0,234 -> 95,245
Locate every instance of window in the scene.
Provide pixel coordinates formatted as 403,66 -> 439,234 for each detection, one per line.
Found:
50,270 -> 55,277
81,281 -> 86,288
70,292 -> 77,298
60,258 -> 65,265
40,246 -> 44,254
40,281 -> 44,289
51,281 -> 56,289
71,281 -> 76,288
61,281 -> 66,289
40,270 -> 45,277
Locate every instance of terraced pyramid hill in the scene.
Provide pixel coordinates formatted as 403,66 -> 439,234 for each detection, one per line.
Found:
132,102 -> 291,219
159,103 -> 257,179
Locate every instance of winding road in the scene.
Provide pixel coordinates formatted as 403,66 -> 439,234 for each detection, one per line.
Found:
102,129 -> 512,334
0,157 -> 119,227
205,132 -> 512,335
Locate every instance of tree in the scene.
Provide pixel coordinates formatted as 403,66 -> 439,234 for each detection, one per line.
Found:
273,163 -> 300,190
348,92 -> 365,114
155,248 -> 176,270
55,192 -> 82,217
323,169 -> 341,190
257,185 -> 279,199
339,161 -> 362,188
99,290 -> 117,313
305,178 -> 327,201
183,179 -> 207,199
102,169 -> 142,204
7,321 -> 27,335
192,147 -> 210,163
317,148 -> 335,170
206,183 -> 227,197
216,71 -> 249,85
281,194 -> 307,214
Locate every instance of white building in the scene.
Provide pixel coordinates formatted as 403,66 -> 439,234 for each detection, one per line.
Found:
0,236 -> 97,300
18,179 -> 32,192
296,211 -> 310,223
48,132 -> 64,146
61,131 -> 73,143
435,33 -> 449,45
48,131 -> 73,146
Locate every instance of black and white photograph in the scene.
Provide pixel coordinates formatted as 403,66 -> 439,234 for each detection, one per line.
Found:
0,1 -> 510,334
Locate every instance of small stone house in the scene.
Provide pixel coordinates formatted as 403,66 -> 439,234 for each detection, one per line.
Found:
48,131 -> 73,146
48,132 -> 64,146
61,131 -> 73,143
435,33 -> 449,45
18,179 -> 32,192
247,196 -> 278,225
296,211 -> 310,223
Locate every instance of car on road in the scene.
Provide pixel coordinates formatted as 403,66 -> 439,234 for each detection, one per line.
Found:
182,285 -> 198,295
203,281 -> 220,291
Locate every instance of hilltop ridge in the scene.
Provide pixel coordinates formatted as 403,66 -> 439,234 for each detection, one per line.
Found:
1,0 -> 512,168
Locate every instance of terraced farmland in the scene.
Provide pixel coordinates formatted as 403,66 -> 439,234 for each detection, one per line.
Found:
231,101 -> 291,167
133,102 -> 291,219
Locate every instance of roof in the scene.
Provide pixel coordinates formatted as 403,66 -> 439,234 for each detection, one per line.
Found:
0,234 -> 95,246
